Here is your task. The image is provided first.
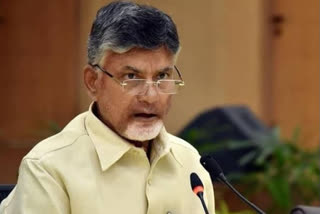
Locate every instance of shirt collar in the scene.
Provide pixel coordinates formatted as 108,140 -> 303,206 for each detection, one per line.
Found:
151,127 -> 183,167
85,102 -> 183,171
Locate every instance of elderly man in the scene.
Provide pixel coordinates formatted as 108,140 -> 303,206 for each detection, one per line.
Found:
0,1 -> 215,214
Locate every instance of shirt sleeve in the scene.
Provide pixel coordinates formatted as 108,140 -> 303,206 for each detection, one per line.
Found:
0,158 -> 70,214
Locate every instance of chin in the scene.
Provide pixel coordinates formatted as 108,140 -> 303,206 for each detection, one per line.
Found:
122,120 -> 163,142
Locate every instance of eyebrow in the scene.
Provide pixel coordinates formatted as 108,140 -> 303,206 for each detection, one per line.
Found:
159,66 -> 174,73
124,65 -> 141,73
124,65 -> 174,73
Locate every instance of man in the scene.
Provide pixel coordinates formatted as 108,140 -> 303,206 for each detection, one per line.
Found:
0,1 -> 215,213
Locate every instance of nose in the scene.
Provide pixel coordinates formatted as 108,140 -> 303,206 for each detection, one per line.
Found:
137,82 -> 159,104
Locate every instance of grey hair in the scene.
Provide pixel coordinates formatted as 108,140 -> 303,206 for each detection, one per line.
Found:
87,1 -> 180,64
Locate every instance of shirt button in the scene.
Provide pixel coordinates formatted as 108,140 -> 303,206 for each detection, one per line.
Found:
148,179 -> 152,185
167,212 -> 172,214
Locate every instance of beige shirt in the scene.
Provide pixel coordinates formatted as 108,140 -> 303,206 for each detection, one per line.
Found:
0,107 -> 215,214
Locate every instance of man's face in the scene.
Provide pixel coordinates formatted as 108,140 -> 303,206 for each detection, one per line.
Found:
92,46 -> 175,142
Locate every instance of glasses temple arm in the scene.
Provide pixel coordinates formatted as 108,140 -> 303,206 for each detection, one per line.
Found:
89,63 -> 114,79
174,65 -> 184,81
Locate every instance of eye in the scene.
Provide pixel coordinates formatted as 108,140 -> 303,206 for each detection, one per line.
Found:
157,72 -> 170,80
124,73 -> 137,80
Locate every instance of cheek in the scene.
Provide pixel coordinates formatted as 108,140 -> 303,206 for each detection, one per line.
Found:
97,87 -> 134,120
161,95 -> 173,115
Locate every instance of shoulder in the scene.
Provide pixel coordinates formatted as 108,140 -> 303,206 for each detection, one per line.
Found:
24,112 -> 90,161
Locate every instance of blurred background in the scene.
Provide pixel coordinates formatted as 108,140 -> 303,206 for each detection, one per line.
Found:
0,0 -> 319,213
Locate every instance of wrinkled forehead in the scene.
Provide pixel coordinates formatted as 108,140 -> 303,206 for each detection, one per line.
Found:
99,46 -> 178,71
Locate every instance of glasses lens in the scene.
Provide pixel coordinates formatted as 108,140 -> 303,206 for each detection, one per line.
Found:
123,79 -> 146,94
158,80 -> 181,94
122,79 -> 184,95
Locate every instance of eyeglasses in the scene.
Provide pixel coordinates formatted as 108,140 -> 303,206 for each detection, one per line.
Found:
89,63 -> 185,95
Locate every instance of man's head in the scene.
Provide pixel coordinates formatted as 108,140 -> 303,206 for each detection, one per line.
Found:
84,1 -> 181,143
87,1 -> 180,64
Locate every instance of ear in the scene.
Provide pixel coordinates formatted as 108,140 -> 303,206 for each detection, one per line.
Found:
84,65 -> 100,101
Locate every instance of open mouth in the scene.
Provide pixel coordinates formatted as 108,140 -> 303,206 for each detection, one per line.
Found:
134,113 -> 157,118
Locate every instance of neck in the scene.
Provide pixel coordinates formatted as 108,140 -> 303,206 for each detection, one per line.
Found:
130,140 -> 152,159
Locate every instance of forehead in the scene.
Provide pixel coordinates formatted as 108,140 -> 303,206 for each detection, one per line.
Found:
100,46 -> 176,72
